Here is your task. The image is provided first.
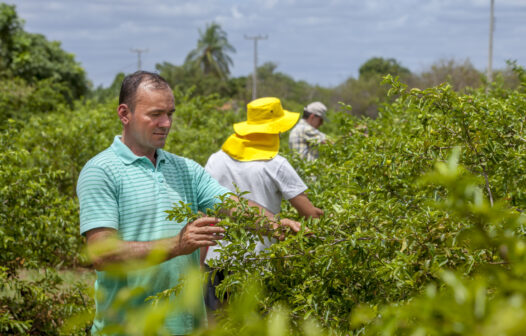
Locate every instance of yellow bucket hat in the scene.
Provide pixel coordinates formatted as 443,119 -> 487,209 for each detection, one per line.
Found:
233,97 -> 300,136
222,133 -> 279,161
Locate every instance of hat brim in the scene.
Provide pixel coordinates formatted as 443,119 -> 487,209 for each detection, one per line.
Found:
222,133 -> 279,162
312,113 -> 328,122
233,110 -> 300,136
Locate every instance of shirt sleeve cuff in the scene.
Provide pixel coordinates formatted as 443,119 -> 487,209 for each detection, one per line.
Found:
80,220 -> 119,236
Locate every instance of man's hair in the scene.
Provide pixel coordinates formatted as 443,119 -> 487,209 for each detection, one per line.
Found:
302,109 -> 312,119
119,71 -> 171,112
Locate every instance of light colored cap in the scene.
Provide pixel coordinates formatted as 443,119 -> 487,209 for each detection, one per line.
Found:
305,102 -> 328,120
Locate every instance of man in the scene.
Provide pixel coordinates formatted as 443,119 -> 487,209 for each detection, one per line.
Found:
202,97 -> 323,310
289,101 -> 328,161
77,71 -> 301,335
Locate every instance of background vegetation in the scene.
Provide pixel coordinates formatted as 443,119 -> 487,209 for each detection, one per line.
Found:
2,3 -> 526,335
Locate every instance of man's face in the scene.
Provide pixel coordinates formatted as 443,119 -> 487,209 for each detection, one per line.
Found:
307,114 -> 324,129
124,84 -> 175,154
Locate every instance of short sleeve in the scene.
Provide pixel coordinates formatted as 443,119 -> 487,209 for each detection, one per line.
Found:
274,159 -> 308,200
77,165 -> 119,235
190,160 -> 230,212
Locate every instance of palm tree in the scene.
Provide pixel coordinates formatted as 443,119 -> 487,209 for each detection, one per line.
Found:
185,22 -> 236,79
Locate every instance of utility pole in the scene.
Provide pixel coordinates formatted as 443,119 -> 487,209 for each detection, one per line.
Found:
245,35 -> 268,100
487,0 -> 495,84
130,48 -> 148,70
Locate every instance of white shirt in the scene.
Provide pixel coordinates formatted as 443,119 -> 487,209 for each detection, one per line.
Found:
204,150 -> 307,262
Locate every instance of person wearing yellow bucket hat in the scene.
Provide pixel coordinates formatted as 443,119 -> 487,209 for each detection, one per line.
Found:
202,97 -> 323,312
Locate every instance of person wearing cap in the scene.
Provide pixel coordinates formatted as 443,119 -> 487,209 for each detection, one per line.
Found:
289,101 -> 328,161
202,97 -> 324,311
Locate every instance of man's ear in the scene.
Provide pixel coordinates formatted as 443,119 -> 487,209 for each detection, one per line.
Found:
118,104 -> 130,125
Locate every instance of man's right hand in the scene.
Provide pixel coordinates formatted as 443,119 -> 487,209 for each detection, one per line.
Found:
174,217 -> 225,256
85,219 -> 225,271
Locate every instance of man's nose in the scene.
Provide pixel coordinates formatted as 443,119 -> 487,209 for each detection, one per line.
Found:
159,114 -> 171,128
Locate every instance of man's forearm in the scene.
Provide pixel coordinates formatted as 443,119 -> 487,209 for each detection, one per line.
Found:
86,217 -> 224,271
88,233 -> 182,271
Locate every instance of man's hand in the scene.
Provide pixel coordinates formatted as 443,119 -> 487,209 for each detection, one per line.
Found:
225,195 -> 313,240
85,218 -> 225,271
272,218 -> 310,240
313,207 -> 324,218
174,217 -> 225,256
289,193 -> 324,219
274,218 -> 301,232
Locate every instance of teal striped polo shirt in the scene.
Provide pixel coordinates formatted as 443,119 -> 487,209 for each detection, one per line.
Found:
77,136 -> 229,335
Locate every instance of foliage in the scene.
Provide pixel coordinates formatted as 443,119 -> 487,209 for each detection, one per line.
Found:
331,57 -> 522,118
0,267 -> 91,335
359,150 -> 526,335
156,61 -> 242,98
411,58 -> 484,92
9,99 -> 120,196
0,4 -> 88,101
358,57 -> 411,79
89,72 -> 126,103
185,22 -> 236,79
0,86 -> 236,334
64,63 -> 521,336
329,57 -> 411,117
0,77 -> 71,124
2,10 -> 526,333
0,123 -> 83,274
0,3 -> 22,71
194,68 -> 526,333
0,124 -> 92,334
330,74 -> 390,118
248,62 -> 332,108
163,88 -> 242,165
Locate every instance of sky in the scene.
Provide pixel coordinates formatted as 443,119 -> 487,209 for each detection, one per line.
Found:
6,0 -> 526,88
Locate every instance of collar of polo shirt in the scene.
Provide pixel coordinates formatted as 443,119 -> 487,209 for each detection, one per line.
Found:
112,136 -> 166,167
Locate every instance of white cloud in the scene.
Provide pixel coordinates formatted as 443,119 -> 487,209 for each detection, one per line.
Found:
5,0 -> 525,87
152,3 -> 210,18
231,6 -> 243,19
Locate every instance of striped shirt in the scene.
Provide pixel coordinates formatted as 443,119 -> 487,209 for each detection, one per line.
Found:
288,119 -> 327,161
77,135 -> 228,335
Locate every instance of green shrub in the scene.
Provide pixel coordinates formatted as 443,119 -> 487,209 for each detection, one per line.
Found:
198,68 -> 526,333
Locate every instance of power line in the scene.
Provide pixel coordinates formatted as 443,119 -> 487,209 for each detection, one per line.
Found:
130,48 -> 148,71
244,35 -> 268,100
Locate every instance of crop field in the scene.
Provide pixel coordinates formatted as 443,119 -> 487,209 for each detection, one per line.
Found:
2,3 -> 526,335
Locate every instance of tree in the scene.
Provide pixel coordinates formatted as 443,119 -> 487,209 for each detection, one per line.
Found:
331,75 -> 388,118
89,72 -> 126,103
154,61 -> 242,98
185,22 -> 236,79
413,58 -> 483,91
358,57 -> 411,79
0,4 -> 88,101
0,3 -> 22,71
326,57 -> 412,118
